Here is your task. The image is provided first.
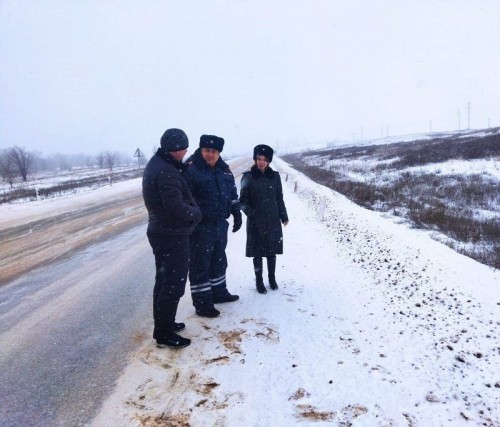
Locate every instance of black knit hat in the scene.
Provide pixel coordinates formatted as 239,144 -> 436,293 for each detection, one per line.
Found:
160,128 -> 189,152
200,134 -> 224,152
253,144 -> 274,163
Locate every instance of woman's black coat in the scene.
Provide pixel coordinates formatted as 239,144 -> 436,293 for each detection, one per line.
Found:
239,165 -> 288,257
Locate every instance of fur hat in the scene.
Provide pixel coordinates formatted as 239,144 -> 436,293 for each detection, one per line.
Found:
199,134 -> 224,152
253,144 -> 274,162
160,128 -> 189,152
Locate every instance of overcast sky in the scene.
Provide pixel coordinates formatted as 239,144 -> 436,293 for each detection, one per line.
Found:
1,1 -> 499,157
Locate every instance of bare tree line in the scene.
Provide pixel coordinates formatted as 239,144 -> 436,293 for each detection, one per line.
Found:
0,146 -> 144,188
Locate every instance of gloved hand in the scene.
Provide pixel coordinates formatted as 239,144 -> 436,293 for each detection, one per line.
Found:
232,211 -> 242,233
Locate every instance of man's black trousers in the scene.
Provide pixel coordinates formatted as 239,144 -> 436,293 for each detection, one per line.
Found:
147,232 -> 189,340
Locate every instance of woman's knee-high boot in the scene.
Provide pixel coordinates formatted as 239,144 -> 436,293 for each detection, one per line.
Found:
253,257 -> 267,294
267,256 -> 278,290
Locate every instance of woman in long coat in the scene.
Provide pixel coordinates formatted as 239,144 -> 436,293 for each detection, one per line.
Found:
239,145 -> 289,294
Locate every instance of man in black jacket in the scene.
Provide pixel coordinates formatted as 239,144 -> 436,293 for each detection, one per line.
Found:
142,128 -> 202,348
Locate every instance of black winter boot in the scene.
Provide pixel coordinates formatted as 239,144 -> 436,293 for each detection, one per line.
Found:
254,257 -> 267,294
174,322 -> 186,332
267,256 -> 278,290
154,299 -> 180,341
156,332 -> 191,349
212,286 -> 239,303
256,276 -> 267,294
195,306 -> 221,318
192,287 -> 219,317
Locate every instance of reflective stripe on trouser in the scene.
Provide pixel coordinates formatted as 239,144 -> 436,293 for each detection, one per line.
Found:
189,219 -> 228,308
147,232 -> 189,340
210,274 -> 228,298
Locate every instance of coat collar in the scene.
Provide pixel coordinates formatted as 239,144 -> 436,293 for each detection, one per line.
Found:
156,147 -> 189,172
251,164 -> 275,179
190,147 -> 229,172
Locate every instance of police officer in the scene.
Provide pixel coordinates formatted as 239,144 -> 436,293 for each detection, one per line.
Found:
142,128 -> 202,348
187,134 -> 242,317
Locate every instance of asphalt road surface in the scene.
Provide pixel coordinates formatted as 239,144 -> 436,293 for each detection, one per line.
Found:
0,225 -> 153,426
0,158 -> 249,426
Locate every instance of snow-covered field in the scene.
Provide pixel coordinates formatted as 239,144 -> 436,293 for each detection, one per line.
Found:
324,128 -> 500,152
307,157 -> 500,185
0,165 -> 137,192
0,164 -> 142,206
84,158 -> 498,426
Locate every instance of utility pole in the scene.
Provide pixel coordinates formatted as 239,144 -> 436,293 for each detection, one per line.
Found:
467,102 -> 471,130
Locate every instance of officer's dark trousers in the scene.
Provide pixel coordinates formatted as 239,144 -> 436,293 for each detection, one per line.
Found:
147,232 -> 189,340
189,219 -> 228,309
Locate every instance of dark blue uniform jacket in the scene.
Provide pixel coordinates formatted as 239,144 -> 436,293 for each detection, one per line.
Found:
186,149 -> 240,221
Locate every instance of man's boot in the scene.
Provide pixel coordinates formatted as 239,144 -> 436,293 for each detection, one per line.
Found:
156,333 -> 191,348
155,299 -> 191,348
212,275 -> 239,303
267,256 -> 278,290
254,257 -> 267,294
195,305 -> 220,318
192,283 -> 220,317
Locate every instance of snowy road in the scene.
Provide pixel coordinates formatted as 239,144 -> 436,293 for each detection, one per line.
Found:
0,158 -> 250,285
0,185 -> 146,285
0,225 -> 154,426
0,158 -> 250,426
